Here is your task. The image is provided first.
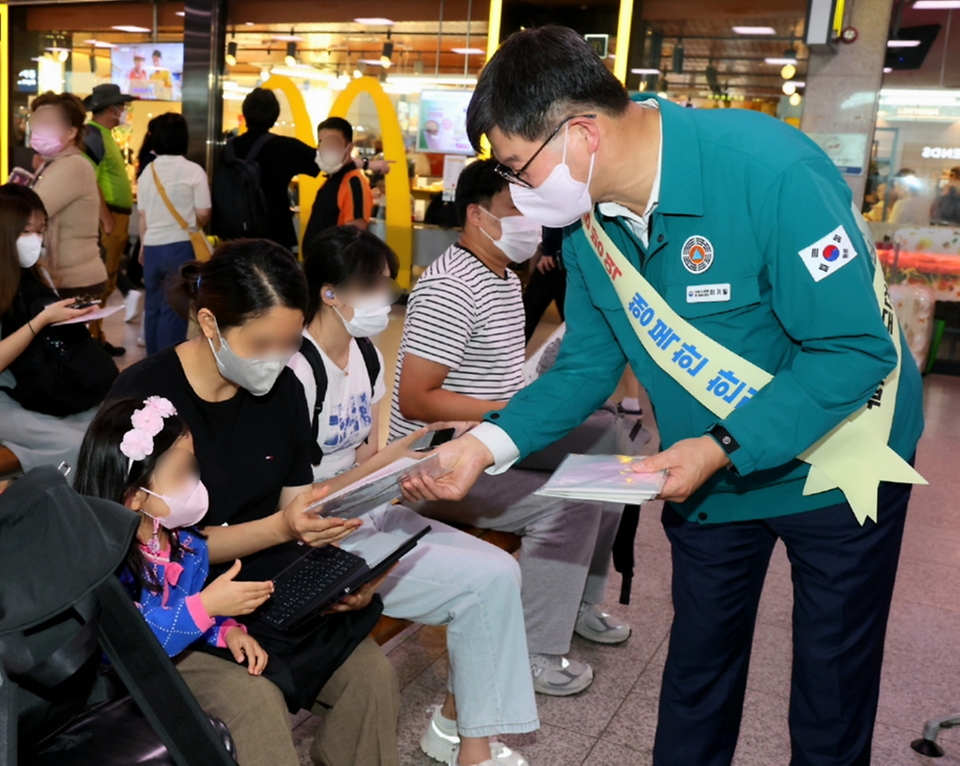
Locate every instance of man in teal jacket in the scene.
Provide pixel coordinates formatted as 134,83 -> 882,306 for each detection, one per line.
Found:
403,26 -> 925,766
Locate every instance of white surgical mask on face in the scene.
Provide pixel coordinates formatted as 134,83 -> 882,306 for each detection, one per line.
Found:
334,294 -> 391,338
143,477 -> 210,530
207,320 -> 290,396
17,233 -> 43,268
316,146 -> 347,174
477,208 -> 542,263
116,108 -> 128,127
509,123 -> 596,228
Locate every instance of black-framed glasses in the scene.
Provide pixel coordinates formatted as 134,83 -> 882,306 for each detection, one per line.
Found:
493,113 -> 596,189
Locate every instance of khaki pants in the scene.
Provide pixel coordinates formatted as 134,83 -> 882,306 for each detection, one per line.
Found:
175,637 -> 400,766
100,213 -> 129,302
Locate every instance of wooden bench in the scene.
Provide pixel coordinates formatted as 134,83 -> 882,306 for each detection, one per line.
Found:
0,446 -> 21,480
371,525 -> 522,646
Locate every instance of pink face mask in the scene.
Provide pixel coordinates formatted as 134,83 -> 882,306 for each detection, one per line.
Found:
30,128 -> 66,158
143,478 -> 210,530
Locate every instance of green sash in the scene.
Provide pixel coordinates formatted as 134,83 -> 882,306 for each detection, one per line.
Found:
582,208 -> 925,524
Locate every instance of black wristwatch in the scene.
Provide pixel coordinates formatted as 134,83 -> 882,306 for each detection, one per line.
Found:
362,157 -> 369,171
707,424 -> 740,456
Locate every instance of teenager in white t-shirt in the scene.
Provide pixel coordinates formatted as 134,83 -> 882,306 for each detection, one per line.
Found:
391,160 -> 631,699
287,227 -> 538,766
136,113 -> 211,355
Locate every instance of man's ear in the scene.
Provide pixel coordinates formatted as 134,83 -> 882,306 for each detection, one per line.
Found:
465,203 -> 485,228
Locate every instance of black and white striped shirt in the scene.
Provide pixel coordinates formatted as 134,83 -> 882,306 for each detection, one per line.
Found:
389,244 -> 526,440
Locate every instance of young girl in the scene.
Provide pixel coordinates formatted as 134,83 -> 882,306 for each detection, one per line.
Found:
74,395 -> 272,671
0,185 -> 98,477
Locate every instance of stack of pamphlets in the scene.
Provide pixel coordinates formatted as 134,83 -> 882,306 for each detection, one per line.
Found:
535,454 -> 667,504
306,454 -> 449,520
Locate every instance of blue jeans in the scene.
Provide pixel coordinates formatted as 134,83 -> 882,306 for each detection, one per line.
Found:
654,477 -> 913,766
143,240 -> 193,355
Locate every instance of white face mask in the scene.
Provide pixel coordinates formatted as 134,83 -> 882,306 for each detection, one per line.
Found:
334,294 -> 391,338
143,477 -> 209,530
477,208 -> 542,263
510,123 -> 596,228
17,233 -> 43,268
116,108 -> 128,127
207,321 -> 290,396
316,146 -> 347,174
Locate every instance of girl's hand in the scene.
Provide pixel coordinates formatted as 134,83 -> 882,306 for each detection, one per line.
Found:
36,299 -> 96,328
200,559 -> 274,617
281,485 -> 361,548
225,628 -> 268,675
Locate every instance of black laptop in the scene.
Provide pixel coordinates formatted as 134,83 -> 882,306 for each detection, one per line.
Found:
238,526 -> 431,630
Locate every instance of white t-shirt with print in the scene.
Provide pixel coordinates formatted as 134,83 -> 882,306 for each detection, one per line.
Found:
287,331 -> 386,482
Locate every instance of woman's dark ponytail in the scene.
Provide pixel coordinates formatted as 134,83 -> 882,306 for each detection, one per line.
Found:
166,239 -> 307,328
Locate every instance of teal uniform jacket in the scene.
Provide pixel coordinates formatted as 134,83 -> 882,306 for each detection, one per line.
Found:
487,96 -> 924,524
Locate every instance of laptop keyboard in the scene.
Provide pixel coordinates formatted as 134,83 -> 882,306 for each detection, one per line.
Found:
256,546 -> 361,628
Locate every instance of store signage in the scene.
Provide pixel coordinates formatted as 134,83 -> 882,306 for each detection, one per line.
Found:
922,145 -> 960,160
806,132 -> 868,176
16,69 -> 37,93
585,34 -> 609,59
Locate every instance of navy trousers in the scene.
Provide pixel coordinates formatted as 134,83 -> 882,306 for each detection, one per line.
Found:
143,240 -> 193,356
654,479 -> 912,766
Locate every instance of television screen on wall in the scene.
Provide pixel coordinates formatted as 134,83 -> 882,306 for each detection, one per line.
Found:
111,43 -> 183,101
417,90 -> 475,155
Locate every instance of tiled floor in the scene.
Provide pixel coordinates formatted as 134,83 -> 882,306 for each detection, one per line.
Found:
105,296 -> 960,766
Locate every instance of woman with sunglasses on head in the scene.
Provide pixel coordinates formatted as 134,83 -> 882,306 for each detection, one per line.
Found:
288,226 -> 538,766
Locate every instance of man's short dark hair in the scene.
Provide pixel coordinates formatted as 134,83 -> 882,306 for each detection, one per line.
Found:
149,112 -> 189,156
317,116 -> 353,144
951,166 -> 960,180
454,159 -> 508,226
242,88 -> 280,131
152,50 -> 162,59
466,25 -> 630,152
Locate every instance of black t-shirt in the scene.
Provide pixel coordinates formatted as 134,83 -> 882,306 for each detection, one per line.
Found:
231,129 -> 319,249
301,164 -> 366,254
108,346 -> 314,526
1,270 -> 57,334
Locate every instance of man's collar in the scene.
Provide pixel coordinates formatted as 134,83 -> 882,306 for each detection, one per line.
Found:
633,95 -> 703,217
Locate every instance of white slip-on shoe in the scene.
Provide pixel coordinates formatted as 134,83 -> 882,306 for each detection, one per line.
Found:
447,741 -> 529,766
574,602 -> 632,644
530,653 -> 594,696
123,289 -> 142,323
421,705 -> 460,762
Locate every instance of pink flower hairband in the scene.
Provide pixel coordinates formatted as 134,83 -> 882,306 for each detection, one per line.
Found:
120,396 -> 179,471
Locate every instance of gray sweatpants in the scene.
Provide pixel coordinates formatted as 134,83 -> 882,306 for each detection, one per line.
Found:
419,467 -> 622,656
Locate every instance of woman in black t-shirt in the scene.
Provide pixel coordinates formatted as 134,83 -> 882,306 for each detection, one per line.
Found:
108,240 -> 399,766
0,186 -> 99,476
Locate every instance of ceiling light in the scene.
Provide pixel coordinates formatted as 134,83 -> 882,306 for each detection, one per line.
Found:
631,68 -> 661,75
226,40 -> 238,67
244,21 -> 255,26
260,66 -> 272,80
884,66 -> 893,73
272,32 -> 303,42
354,17 -> 395,25
451,47 -> 485,55
358,58 -> 383,65
111,25 -> 151,33
765,58 -> 795,65
782,81 -> 797,95
354,63 -> 367,78
887,39 -> 921,47
380,40 -> 394,68
175,11 -> 184,16
83,39 -> 116,48
58,49 -> 69,62
789,92 -> 802,107
914,1 -> 960,7
732,26 -> 777,35
781,63 -> 797,79
284,41 -> 297,66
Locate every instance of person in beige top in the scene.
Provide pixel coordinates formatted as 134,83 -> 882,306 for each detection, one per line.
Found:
30,92 -> 106,298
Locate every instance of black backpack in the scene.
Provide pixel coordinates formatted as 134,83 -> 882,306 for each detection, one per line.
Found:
299,336 -> 380,467
211,134 -> 272,240
0,282 -> 118,417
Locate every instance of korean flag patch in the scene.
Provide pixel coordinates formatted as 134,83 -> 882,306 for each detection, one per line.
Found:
798,225 -> 858,282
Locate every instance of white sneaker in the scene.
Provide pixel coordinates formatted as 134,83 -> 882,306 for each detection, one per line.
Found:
137,335 -> 146,348
574,603 -> 632,644
530,653 -> 594,696
446,741 -> 528,766
421,705 -> 460,762
123,289 -> 142,323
